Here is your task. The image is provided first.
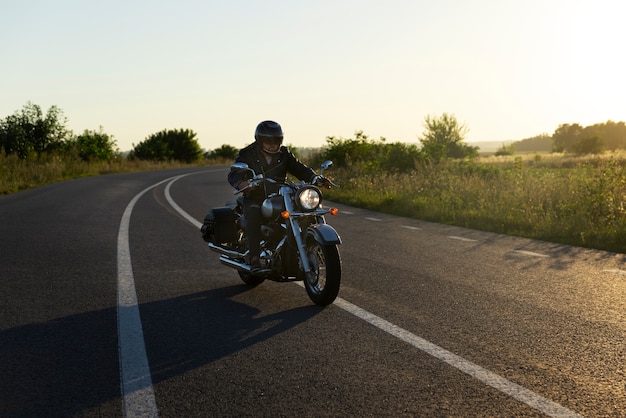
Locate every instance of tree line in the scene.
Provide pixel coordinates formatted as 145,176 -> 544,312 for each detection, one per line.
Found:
500,120 -> 626,156
0,102 -> 212,163
4,101 -> 624,170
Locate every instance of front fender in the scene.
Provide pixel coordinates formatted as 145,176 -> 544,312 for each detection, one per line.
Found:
307,223 -> 342,245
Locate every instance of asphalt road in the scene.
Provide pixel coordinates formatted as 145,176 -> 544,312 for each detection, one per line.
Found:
1,166 -> 625,417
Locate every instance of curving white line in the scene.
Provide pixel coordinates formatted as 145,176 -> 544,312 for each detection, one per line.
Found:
164,174 -> 203,229
164,173 -> 581,418
117,169 -> 223,417
118,178 -> 173,417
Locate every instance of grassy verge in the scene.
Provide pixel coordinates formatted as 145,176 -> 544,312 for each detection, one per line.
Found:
323,153 -> 626,254
0,153 -> 229,195
4,152 -> 626,254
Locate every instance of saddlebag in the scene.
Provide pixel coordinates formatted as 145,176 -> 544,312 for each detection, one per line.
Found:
200,207 -> 236,244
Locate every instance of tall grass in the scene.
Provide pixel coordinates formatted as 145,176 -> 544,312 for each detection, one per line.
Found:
5,151 -> 626,253
0,153 -> 222,195
323,152 -> 626,254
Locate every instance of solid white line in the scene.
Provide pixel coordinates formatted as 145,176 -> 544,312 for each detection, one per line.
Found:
118,180 -> 173,417
164,175 -> 203,229
117,169 -> 223,417
164,173 -> 580,417
333,297 -> 581,418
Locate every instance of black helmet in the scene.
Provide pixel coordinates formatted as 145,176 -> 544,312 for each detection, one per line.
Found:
255,120 -> 283,154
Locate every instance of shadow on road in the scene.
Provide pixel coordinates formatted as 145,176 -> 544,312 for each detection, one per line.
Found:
140,284 -> 324,385
0,284 -> 322,417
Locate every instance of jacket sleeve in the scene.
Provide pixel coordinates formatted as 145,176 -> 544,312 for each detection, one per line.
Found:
227,147 -> 252,189
284,148 -> 316,182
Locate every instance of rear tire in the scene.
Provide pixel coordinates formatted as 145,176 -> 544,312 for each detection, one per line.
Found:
302,236 -> 341,306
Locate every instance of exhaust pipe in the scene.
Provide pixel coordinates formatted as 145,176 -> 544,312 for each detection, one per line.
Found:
219,256 -> 251,272
208,242 -> 246,259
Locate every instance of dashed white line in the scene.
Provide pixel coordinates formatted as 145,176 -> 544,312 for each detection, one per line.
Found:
512,250 -> 550,258
603,269 -> 626,275
365,217 -> 382,222
448,235 -> 478,242
401,225 -> 422,230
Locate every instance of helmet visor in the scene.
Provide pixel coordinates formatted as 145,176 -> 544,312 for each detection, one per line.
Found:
261,136 -> 282,146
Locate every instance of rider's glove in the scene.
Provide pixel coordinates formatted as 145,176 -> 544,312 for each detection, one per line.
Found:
313,175 -> 331,189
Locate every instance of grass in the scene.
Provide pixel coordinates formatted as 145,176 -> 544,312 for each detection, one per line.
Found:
322,152 -> 626,254
4,151 -> 626,254
0,153 -> 229,195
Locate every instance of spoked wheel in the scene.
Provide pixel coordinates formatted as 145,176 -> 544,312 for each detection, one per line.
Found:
302,237 -> 341,306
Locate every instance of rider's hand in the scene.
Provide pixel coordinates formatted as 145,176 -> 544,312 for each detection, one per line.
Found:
237,180 -> 250,193
313,175 -> 332,189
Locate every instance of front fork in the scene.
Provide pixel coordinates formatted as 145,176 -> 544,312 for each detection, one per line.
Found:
289,216 -> 313,275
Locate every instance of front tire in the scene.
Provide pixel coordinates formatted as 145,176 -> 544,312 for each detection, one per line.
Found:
302,237 -> 341,306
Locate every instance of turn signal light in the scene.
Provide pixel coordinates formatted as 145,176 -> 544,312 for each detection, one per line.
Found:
281,211 -> 290,219
329,207 -> 339,216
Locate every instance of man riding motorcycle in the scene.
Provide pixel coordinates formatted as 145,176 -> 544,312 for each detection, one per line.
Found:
228,120 -> 329,273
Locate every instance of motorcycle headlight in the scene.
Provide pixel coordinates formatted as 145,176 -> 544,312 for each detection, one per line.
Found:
296,186 -> 322,211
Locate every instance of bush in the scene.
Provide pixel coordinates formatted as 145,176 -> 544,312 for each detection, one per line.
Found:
66,127 -> 119,161
130,128 -> 202,163
318,131 -> 421,173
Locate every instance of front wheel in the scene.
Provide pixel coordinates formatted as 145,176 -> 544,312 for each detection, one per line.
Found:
302,237 -> 341,306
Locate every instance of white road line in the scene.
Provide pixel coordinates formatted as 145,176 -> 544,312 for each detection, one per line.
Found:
365,217 -> 382,222
333,297 -> 581,418
603,269 -> 626,275
165,174 -> 580,417
116,169 -> 222,417
340,210 -> 354,215
401,225 -> 422,230
164,175 -> 202,229
448,235 -> 478,242
512,250 -> 550,258
118,180 -> 169,418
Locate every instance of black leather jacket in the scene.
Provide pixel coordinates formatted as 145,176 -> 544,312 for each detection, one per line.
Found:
228,142 -> 316,200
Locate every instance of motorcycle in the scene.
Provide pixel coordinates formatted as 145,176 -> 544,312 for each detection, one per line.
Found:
201,160 -> 342,306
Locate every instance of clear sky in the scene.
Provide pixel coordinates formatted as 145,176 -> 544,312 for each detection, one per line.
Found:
2,0 -> 624,152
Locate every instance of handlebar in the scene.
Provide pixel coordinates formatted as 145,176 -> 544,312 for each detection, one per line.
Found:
231,160 -> 339,194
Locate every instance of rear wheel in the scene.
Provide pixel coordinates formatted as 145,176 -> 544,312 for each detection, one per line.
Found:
302,237 -> 341,306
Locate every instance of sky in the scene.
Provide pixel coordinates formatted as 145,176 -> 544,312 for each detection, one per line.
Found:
2,0 -> 625,152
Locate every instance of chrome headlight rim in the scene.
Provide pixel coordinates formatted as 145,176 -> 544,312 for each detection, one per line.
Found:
296,186 -> 322,211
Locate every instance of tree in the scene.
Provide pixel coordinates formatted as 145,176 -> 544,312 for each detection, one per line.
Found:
495,143 -> 516,156
512,134 -> 552,153
130,128 -> 202,163
572,135 -> 605,155
419,113 -> 477,162
68,127 -> 118,161
552,123 -> 583,153
206,144 -> 239,160
319,131 -> 420,172
0,102 -> 71,158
